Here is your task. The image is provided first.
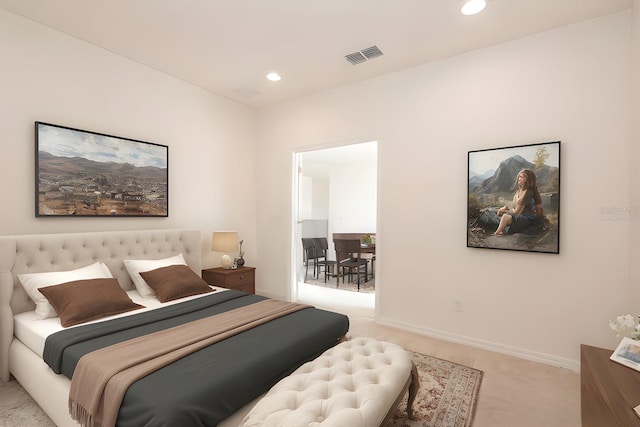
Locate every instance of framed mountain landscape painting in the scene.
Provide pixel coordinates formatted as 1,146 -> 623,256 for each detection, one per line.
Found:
35,122 -> 168,217
467,141 -> 560,254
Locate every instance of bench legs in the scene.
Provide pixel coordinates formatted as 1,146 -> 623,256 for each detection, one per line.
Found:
407,362 -> 420,420
381,361 -> 420,426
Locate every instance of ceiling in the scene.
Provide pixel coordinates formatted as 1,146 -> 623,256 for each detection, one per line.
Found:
301,141 -> 378,179
0,0 -> 632,110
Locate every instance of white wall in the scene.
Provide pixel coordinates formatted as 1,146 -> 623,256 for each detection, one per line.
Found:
630,0 -> 640,310
0,9 -> 258,268
328,152 -> 377,235
299,176 -> 314,219
310,178 -> 330,219
256,10 -> 634,368
300,174 -> 330,220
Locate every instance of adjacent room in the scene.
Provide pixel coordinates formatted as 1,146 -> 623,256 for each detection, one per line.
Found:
295,141 -> 377,313
0,0 -> 638,426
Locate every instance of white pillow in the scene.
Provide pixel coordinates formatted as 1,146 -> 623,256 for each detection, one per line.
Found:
18,262 -> 113,319
123,254 -> 187,298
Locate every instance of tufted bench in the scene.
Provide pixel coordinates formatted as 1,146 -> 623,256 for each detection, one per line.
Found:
239,337 -> 419,427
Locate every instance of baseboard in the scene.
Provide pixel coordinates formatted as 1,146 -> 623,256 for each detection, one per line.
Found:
376,315 -> 580,372
256,289 -> 287,301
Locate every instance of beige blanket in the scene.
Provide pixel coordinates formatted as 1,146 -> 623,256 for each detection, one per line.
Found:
69,299 -> 310,427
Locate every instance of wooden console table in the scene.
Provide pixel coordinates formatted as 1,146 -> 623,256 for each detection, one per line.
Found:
581,344 -> 640,426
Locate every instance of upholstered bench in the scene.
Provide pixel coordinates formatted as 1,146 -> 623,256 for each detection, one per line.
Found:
239,337 -> 418,427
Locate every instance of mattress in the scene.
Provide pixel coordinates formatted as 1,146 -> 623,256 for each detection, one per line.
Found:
13,286 -> 228,358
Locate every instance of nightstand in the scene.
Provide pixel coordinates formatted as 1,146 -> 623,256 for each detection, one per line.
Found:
202,266 -> 255,294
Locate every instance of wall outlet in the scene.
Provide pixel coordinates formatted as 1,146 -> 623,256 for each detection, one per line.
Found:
455,300 -> 463,312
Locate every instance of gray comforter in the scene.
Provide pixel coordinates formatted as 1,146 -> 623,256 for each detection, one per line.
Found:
43,290 -> 349,426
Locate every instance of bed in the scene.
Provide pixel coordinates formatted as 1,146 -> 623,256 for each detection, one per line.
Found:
0,229 -> 349,426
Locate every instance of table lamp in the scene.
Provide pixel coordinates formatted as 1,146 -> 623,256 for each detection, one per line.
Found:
212,231 -> 239,269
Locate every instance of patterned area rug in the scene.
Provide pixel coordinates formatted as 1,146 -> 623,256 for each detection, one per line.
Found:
390,351 -> 483,427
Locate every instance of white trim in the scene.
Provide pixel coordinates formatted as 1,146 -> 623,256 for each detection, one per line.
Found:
376,315 -> 580,372
293,137 -> 378,155
258,289 -> 287,301
289,150 -> 300,303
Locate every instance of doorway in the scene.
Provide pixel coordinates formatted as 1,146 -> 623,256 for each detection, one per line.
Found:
292,141 -> 377,313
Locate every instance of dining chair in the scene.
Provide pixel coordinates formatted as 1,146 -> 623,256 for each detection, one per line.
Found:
362,253 -> 375,281
301,238 -> 320,280
359,235 -> 376,281
333,239 -> 368,290
312,237 -> 337,283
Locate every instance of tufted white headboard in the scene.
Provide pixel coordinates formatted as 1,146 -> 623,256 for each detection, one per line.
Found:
0,229 -> 201,382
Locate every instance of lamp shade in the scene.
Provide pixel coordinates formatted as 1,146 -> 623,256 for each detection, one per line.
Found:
212,231 -> 239,253
212,231 -> 239,269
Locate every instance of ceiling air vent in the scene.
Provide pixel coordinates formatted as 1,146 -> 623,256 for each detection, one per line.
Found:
233,86 -> 260,98
345,45 -> 383,65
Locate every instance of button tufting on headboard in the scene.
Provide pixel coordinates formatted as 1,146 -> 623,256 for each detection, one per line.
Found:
0,230 -> 201,383
7,231 -> 198,310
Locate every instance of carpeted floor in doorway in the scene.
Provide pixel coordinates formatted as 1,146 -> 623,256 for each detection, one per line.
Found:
304,274 -> 375,293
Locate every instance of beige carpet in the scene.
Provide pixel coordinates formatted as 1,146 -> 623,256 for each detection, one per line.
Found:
390,351 -> 483,427
0,306 -> 579,427
0,380 -> 55,427
342,314 -> 580,427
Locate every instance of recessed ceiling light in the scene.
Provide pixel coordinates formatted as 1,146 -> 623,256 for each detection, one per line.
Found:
266,72 -> 282,82
461,0 -> 486,16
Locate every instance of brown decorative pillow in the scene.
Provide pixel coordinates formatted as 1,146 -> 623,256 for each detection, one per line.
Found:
139,264 -> 213,303
38,278 -> 144,327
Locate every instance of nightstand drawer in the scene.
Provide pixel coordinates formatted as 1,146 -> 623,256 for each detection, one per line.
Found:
225,270 -> 254,287
233,282 -> 255,294
201,267 -> 256,294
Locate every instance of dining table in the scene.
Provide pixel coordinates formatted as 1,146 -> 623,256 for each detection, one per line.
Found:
360,243 -> 375,254
332,233 -> 375,254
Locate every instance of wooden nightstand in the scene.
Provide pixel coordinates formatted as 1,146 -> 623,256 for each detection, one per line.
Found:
202,266 -> 255,294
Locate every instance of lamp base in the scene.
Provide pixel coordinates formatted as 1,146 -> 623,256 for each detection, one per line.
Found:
221,254 -> 233,269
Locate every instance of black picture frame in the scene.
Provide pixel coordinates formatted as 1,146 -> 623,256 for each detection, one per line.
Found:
467,141 -> 560,253
35,122 -> 168,217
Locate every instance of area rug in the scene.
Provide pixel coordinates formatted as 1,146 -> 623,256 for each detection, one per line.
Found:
389,351 -> 483,427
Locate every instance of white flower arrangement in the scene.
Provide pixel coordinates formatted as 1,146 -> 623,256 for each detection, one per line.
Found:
609,314 -> 640,340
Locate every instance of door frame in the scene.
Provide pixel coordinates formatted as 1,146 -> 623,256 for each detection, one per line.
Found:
290,140 -> 378,303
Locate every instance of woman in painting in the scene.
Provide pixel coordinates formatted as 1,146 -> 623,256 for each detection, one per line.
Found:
493,168 -> 543,235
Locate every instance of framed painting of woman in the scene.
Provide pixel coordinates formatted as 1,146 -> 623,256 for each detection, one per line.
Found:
467,141 -> 560,254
